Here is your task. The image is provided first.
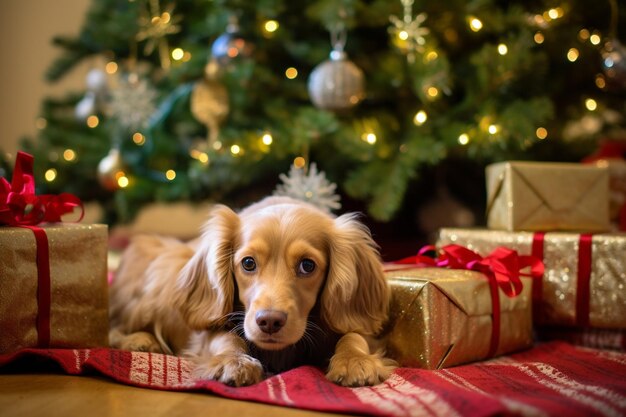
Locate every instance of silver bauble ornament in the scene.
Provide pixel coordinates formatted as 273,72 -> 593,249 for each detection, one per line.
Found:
75,92 -> 97,121
97,148 -> 125,191
308,49 -> 365,111
601,39 -> 626,88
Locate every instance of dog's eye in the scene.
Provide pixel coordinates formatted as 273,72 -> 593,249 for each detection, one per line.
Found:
241,257 -> 257,272
297,258 -> 316,275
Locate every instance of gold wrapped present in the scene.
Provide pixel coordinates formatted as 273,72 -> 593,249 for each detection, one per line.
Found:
438,228 -> 626,329
486,161 -> 610,232
0,223 -> 109,353
385,263 -> 533,369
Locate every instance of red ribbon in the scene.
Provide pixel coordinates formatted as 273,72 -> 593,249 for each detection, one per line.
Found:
1,152 -> 84,347
392,244 -> 544,358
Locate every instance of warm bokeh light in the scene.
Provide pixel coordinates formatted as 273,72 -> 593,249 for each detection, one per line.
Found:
171,48 -> 184,61
585,98 -> 597,111
87,115 -> 99,128
536,127 -> 548,139
117,175 -> 129,188
105,61 -> 118,74
132,132 -> 146,145
45,168 -> 57,182
458,133 -> 469,145
497,44 -> 508,55
165,169 -> 176,180
264,20 -> 279,33
262,133 -> 273,145
488,124 -> 499,134
63,149 -> 76,161
230,144 -> 241,155
468,17 -> 483,32
567,48 -> 579,62
427,87 -> 439,98
414,110 -> 428,125
534,32 -> 545,44
285,67 -> 298,79
294,156 -> 306,168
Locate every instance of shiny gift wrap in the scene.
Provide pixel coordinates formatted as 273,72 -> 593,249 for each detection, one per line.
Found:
0,223 -> 109,353
385,267 -> 533,369
438,228 -> 626,328
486,161 -> 610,232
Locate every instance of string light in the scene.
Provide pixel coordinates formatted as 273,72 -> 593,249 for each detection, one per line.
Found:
497,44 -> 508,55
458,133 -> 469,145
585,98 -> 597,111
536,127 -> 548,139
595,74 -> 606,89
261,132 -> 273,145
264,20 -> 279,33
44,168 -> 57,182
425,51 -> 438,62
488,124 -> 499,134
63,149 -> 76,162
105,61 -> 118,74
413,110 -> 428,125
468,16 -> 483,32
578,29 -> 590,40
285,67 -> 298,79
293,156 -> 306,168
171,47 -> 184,61
589,33 -> 601,45
361,132 -> 377,144
426,87 -> 439,98
87,115 -> 99,128
213,141 -> 223,151
534,32 -> 545,44
165,169 -> 176,180
230,144 -> 241,155
117,174 -> 129,188
190,149 -> 209,164
132,132 -> 146,145
567,48 -> 579,62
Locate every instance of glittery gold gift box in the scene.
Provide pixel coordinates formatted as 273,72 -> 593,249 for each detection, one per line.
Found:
486,161 -> 610,232
438,228 -> 626,329
385,267 -> 533,369
0,223 -> 109,353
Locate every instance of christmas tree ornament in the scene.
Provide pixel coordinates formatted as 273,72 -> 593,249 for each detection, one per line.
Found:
136,0 -> 182,70
211,16 -> 252,67
190,63 -> 230,146
601,39 -> 626,89
109,73 -> 158,131
308,26 -> 365,111
75,68 -> 109,121
274,162 -> 341,213
97,148 -> 126,191
389,0 -> 430,63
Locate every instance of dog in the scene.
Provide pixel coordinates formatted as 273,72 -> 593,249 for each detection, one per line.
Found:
109,196 -> 395,387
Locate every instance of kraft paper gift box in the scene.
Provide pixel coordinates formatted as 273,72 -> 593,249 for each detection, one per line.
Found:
0,223 -> 109,353
486,161 -> 610,232
437,228 -> 626,329
385,265 -> 533,369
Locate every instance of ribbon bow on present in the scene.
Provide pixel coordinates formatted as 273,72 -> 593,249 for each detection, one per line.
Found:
0,151 -> 83,226
393,244 -> 544,358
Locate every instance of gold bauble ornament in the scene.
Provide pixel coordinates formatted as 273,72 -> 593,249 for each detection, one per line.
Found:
190,64 -> 230,146
308,49 -> 365,111
97,148 -> 125,191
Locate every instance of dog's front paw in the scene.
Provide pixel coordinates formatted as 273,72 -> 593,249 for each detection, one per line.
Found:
326,351 -> 396,387
193,353 -> 264,387
117,331 -> 163,353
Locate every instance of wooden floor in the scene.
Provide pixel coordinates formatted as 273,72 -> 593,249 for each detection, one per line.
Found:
0,374 -> 349,417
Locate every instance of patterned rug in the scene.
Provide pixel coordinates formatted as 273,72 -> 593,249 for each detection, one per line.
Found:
1,341 -> 625,417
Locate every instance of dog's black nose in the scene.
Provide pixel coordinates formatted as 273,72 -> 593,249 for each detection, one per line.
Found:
255,310 -> 287,334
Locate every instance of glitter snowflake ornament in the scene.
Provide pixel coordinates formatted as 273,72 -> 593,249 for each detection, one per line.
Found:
274,163 -> 341,213
389,0 -> 430,63
109,74 -> 158,131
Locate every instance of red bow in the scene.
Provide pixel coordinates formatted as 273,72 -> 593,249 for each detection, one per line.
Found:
392,244 -> 544,358
0,152 -> 83,226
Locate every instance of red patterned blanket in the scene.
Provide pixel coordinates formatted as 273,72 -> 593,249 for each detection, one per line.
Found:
1,342 -> 625,417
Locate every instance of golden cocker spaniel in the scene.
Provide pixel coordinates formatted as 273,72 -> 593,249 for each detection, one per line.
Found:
109,196 -> 395,386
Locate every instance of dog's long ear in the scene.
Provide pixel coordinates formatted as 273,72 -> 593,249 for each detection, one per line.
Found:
321,213 -> 390,336
173,205 -> 240,330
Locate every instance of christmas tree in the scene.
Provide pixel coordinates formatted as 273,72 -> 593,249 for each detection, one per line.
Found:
10,0 -> 626,230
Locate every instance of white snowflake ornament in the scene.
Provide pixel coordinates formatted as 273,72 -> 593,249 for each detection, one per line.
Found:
109,74 -> 158,131
274,163 -> 341,213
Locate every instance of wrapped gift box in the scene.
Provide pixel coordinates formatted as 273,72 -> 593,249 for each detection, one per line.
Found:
0,223 -> 109,353
385,266 -> 533,369
486,161 -> 610,232
438,228 -> 626,329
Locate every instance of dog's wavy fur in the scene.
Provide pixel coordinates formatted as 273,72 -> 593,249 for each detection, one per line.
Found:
109,196 -> 395,386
